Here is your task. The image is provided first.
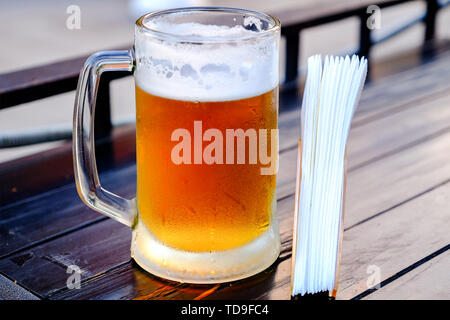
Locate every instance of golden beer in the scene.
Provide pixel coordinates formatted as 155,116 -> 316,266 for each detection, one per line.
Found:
136,85 -> 278,252
74,8 -> 281,282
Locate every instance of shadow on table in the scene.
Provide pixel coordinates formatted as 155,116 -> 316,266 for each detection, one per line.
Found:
131,259 -> 280,300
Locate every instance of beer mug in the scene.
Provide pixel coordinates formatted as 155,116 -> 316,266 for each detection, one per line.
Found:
73,7 -> 281,283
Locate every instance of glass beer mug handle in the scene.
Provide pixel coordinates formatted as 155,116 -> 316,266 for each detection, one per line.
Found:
73,50 -> 136,227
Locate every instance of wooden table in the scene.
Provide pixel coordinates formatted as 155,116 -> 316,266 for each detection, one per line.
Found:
1,43 -> 450,300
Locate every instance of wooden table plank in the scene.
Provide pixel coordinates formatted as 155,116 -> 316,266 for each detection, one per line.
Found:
364,250 -> 450,300
346,127 -> 450,228
0,273 -> 40,300
2,48 -> 449,263
1,93 -> 449,298
277,91 -> 450,201
349,93 -> 450,171
2,47 -> 450,300
49,127 -> 450,300
6,89 -> 450,299
354,50 -> 450,126
209,173 -> 450,300
0,218 -> 131,298
0,164 -> 136,259
338,182 -> 450,299
1,192 -> 296,299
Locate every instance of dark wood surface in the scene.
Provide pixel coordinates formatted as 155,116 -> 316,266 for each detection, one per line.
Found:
1,42 -> 450,300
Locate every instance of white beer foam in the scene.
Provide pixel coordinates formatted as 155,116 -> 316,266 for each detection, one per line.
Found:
146,20 -> 258,37
135,21 -> 279,102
